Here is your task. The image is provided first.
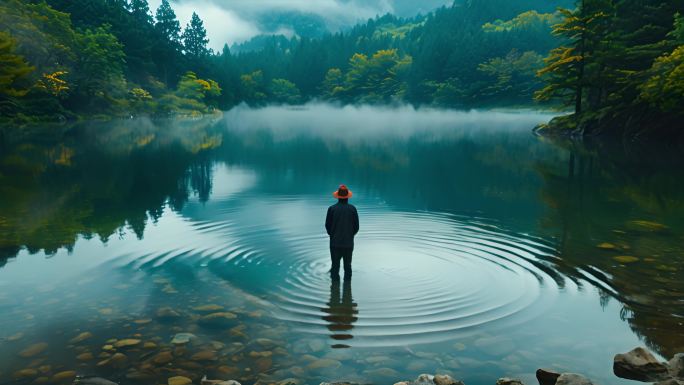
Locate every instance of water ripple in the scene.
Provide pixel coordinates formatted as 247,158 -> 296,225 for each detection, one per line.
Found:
107,202 -> 564,347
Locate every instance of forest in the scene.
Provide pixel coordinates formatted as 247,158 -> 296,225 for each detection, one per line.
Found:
1,0 -> 683,136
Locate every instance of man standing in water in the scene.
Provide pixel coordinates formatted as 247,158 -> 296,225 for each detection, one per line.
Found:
325,184 -> 359,281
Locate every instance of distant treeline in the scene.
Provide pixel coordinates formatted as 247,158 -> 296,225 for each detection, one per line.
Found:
0,0 -> 567,121
1,0 -> 683,136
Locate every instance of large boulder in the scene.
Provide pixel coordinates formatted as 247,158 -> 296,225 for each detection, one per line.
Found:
555,373 -> 594,385
614,347 -> 669,381
536,369 -> 561,385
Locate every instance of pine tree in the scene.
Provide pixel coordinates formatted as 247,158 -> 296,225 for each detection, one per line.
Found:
155,0 -> 181,46
182,12 -> 210,59
129,0 -> 153,25
535,0 -> 610,114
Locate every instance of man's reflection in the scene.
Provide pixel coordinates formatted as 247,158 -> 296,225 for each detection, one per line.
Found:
321,279 -> 358,348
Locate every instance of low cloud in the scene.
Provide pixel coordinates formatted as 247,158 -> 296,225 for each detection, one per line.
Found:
222,103 -> 555,144
148,0 -> 452,50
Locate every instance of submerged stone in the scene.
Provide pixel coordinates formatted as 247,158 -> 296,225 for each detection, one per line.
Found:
198,312 -> 238,327
70,332 -> 93,344
73,376 -> 119,385
596,243 -> 617,250
156,307 -> 182,320
307,358 -> 342,370
613,256 -> 639,264
143,342 -> 158,349
97,353 -> 128,369
52,371 -> 77,382
255,338 -> 278,349
126,371 -> 155,381
13,369 -> 38,378
168,376 -> 193,385
113,339 -> 141,348
192,304 -> 224,312
217,366 -> 240,376
19,343 -> 48,358
474,336 -> 516,356
171,333 -> 197,345
190,350 -> 217,361
152,351 -> 174,365
77,352 -> 94,361
364,367 -> 400,378
627,220 -> 668,232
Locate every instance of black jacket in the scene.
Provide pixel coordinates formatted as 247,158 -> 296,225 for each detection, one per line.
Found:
325,201 -> 359,248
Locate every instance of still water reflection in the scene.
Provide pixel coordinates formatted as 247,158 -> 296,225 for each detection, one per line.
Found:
0,105 -> 682,385
322,280 -> 358,348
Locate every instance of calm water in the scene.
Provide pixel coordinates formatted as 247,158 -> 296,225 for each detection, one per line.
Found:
0,105 -> 683,385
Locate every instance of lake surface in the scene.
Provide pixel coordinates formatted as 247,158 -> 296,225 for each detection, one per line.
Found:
1,105 -> 683,385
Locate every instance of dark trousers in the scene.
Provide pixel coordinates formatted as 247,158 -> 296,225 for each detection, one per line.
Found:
330,246 -> 353,280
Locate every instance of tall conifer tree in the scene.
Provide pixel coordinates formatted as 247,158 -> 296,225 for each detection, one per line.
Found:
129,0 -> 153,24
155,0 -> 181,46
182,12 -> 210,59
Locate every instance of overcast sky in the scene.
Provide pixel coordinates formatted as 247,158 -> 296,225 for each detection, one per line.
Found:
148,0 -> 453,50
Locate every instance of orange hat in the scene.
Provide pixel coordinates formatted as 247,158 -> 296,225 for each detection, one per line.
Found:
333,184 -> 353,199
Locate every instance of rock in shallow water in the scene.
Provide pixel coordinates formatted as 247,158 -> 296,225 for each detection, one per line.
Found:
168,376 -> 193,385
198,312 -> 238,327
474,336 -> 516,357
51,371 -> 77,382
74,377 -> 119,385
19,342 -> 48,358
496,378 -> 524,385
193,304 -> 224,312
97,353 -> 128,369
13,369 -> 38,379
113,339 -> 141,348
191,350 -> 217,361
435,374 -> 464,385
414,374 -> 435,385
157,307 -> 182,321
614,347 -> 669,381
172,333 -> 197,345
201,377 -> 242,385
70,332 -> 93,344
307,359 -> 342,370
77,352 -> 94,361
536,368 -> 561,385
152,351 -> 174,365
669,353 -> 684,379
555,374 -> 595,385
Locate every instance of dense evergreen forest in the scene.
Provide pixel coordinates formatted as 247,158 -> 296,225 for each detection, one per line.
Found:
1,0 -> 683,136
